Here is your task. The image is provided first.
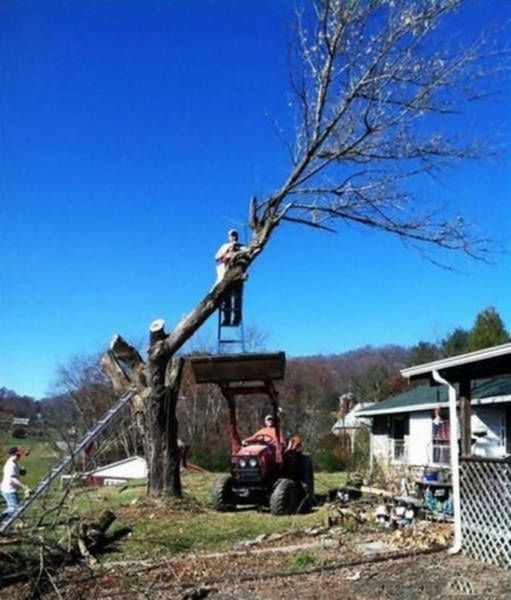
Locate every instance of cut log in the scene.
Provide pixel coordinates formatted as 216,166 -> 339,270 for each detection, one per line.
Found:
150,318 -> 168,345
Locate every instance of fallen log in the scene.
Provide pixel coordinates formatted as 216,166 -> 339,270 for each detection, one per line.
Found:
58,509 -> 131,563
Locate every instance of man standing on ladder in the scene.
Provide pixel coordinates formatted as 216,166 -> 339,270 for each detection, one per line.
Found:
215,229 -> 246,326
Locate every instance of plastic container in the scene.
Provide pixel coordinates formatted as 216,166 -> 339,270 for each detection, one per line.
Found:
424,470 -> 438,482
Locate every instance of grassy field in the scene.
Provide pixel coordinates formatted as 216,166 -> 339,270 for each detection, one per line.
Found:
0,433 -> 61,488
1,434 -> 347,561
69,469 -> 346,559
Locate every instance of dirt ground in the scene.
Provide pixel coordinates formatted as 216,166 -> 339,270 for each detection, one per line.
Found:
201,552 -> 511,600
9,528 -> 510,599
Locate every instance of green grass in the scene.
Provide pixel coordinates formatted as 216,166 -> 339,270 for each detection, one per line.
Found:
0,433 -> 60,488
314,471 -> 346,494
288,550 -> 317,571
67,469 -> 348,560
0,435 -> 348,561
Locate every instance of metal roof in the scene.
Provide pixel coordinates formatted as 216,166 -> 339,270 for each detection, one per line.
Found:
356,376 -> 511,416
332,402 -> 374,429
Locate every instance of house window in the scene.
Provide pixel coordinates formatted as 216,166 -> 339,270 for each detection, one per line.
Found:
391,415 -> 408,461
432,407 -> 450,465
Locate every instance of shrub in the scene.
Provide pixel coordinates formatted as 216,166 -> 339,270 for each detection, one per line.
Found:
352,427 -> 370,472
11,427 -> 28,439
311,434 -> 344,472
191,449 -> 231,472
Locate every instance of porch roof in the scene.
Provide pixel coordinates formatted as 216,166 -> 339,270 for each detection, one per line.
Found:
401,342 -> 511,383
356,376 -> 511,417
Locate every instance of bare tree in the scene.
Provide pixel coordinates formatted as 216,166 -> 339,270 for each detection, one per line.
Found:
103,0 -> 506,497
53,353 -> 143,465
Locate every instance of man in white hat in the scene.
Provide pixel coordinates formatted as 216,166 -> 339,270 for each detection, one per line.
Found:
1,447 -> 30,519
215,229 -> 246,326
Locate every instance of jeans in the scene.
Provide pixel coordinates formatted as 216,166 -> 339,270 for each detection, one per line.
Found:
220,281 -> 244,326
1,491 -> 20,517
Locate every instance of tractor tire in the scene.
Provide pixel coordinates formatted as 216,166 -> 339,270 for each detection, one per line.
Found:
211,475 -> 234,511
269,478 -> 299,515
296,454 -> 315,513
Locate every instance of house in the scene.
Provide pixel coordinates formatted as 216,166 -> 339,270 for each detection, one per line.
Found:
356,376 -> 511,470
332,402 -> 373,451
396,342 -> 511,567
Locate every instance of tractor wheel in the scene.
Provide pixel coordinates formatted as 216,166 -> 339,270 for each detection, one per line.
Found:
211,475 -> 234,511
269,478 -> 299,515
296,454 -> 315,513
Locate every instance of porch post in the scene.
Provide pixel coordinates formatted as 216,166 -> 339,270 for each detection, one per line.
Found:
432,370 -> 462,554
459,378 -> 472,457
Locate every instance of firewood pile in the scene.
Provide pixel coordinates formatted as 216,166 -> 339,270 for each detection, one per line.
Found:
392,522 -> 452,550
324,491 -> 452,552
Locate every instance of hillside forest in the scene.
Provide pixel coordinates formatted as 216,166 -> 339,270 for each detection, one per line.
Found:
1,306 -> 509,472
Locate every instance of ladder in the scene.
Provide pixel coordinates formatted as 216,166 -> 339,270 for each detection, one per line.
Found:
217,279 -> 246,353
217,309 -> 246,354
0,389 -> 136,534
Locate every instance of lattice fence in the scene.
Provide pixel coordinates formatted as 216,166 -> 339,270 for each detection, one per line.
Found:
460,457 -> 511,567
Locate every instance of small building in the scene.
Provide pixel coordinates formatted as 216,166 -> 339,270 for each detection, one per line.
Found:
85,456 -> 147,486
332,402 -> 373,451
11,417 -> 31,438
357,376 -> 511,470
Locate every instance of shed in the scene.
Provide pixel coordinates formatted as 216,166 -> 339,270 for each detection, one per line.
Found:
85,456 -> 147,487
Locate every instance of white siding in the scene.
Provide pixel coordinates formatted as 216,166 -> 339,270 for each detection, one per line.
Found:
372,434 -> 392,463
408,411 -> 432,466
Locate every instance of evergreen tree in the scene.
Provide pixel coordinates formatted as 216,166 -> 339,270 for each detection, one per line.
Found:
441,327 -> 470,357
469,307 -> 509,351
407,341 -> 441,367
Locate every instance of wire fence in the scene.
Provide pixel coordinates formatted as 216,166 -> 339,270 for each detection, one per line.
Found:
460,456 -> 511,567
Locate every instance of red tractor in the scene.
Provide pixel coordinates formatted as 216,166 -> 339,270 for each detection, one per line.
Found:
190,352 -> 315,515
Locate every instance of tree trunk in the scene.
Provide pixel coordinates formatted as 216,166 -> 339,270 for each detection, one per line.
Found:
103,243 -> 262,498
146,346 -> 184,497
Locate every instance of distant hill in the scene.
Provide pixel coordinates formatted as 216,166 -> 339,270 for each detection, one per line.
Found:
298,344 -> 409,379
2,344 -> 411,428
0,387 -> 75,427
0,387 -> 38,419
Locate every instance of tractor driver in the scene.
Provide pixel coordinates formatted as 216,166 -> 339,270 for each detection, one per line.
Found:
242,414 -> 283,446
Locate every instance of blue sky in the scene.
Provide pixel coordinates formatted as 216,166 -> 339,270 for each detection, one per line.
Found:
1,1 -> 510,399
